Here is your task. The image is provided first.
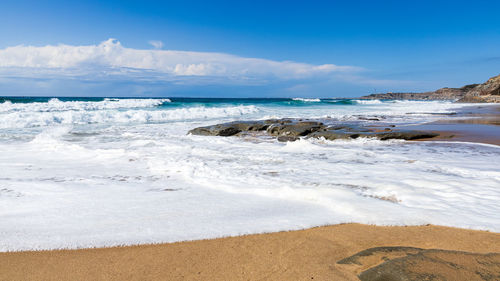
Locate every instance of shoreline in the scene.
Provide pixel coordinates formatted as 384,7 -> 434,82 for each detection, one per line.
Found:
406,104 -> 500,145
1,223 -> 499,280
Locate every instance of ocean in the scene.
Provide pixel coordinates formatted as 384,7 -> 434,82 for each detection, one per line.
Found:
0,97 -> 499,251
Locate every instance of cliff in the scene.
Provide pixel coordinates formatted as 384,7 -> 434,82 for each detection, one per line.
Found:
360,74 -> 500,103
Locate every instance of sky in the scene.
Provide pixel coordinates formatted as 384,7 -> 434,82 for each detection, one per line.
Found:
0,0 -> 499,97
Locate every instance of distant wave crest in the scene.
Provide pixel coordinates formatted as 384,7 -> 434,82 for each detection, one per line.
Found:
352,99 -> 383,104
292,98 -> 321,102
0,98 -> 171,113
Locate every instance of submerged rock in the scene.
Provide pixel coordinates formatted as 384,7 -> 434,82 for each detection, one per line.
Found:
308,130 -> 360,140
338,246 -> 500,281
376,130 -> 439,140
188,118 -> 439,141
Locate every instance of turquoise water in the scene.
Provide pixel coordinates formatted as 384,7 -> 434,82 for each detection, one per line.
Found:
0,96 -> 358,107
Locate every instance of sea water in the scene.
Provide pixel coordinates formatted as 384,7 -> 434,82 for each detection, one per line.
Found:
0,97 -> 499,251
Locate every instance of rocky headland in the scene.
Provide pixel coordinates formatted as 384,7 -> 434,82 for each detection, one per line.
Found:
360,74 -> 500,103
188,119 -> 438,142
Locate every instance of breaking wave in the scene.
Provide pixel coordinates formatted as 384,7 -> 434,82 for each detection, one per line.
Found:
292,98 -> 321,102
0,105 -> 259,128
0,98 -> 171,113
352,99 -> 383,104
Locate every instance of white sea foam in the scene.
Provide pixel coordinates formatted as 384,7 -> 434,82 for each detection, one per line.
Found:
0,99 -> 498,251
292,98 -> 321,102
258,100 -> 470,123
0,104 -> 259,128
0,98 -> 170,113
352,99 -> 383,104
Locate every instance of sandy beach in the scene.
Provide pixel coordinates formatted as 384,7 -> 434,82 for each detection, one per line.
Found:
1,223 -> 499,280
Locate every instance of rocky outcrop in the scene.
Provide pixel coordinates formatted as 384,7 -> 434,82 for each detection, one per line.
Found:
188,119 -> 438,142
466,74 -> 500,96
360,74 -> 500,103
360,85 -> 473,101
456,74 -> 500,103
338,246 -> 500,281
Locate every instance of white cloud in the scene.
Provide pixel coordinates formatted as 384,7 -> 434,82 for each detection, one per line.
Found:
0,39 -> 361,82
148,40 -> 164,49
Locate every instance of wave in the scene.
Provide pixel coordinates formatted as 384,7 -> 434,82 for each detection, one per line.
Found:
0,105 -> 258,128
291,98 -> 321,102
322,99 -> 356,105
352,99 -> 383,104
0,98 -> 171,113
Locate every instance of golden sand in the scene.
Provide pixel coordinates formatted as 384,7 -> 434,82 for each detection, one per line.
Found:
1,224 -> 499,280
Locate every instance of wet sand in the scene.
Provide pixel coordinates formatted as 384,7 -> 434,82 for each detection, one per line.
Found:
408,104 -> 500,145
411,122 -> 500,145
1,224 -> 500,281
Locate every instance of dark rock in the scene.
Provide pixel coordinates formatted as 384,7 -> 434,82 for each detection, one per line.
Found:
338,246 -> 500,281
188,121 -> 270,136
375,130 -> 439,140
188,124 -> 241,136
337,246 -> 423,265
266,121 -> 325,137
358,117 -> 380,121
277,136 -> 299,142
308,130 -> 360,140
229,121 -> 269,131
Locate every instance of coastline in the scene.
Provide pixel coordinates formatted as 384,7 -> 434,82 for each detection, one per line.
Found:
1,223 -> 499,280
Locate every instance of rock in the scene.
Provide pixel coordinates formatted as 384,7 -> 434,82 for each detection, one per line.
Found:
188,121 -> 269,136
358,117 -> 380,121
266,121 -> 325,137
188,119 -> 439,141
188,124 -> 241,136
308,130 -> 360,140
229,121 -> 269,131
277,136 -> 299,142
309,128 -> 436,141
456,96 -> 489,103
465,74 -> 500,97
375,130 -> 439,140
456,91 -> 500,103
338,246 -> 500,281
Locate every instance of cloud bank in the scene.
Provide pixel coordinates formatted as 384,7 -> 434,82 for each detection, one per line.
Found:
0,39 -> 359,82
0,39 -> 412,97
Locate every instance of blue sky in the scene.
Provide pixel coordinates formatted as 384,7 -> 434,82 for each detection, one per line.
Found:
0,0 -> 499,97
